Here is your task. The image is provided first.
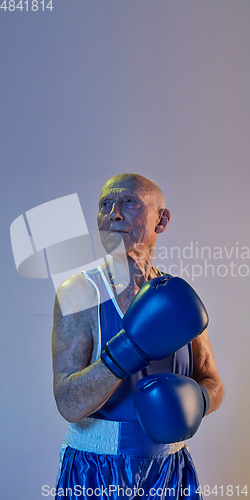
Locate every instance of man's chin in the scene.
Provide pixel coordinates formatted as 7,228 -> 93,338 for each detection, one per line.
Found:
100,231 -> 127,255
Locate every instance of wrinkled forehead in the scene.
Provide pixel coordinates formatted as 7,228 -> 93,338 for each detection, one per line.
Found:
99,176 -> 158,203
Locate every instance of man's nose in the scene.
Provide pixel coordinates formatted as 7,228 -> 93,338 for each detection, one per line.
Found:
109,202 -> 124,221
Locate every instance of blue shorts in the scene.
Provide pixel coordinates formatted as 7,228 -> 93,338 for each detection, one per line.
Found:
55,418 -> 202,500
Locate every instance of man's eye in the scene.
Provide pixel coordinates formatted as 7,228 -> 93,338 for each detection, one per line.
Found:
125,199 -> 134,204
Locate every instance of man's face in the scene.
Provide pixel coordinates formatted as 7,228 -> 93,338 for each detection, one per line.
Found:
97,176 -> 160,257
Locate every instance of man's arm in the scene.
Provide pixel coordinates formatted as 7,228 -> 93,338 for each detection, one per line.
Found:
192,329 -> 223,415
52,274 -> 121,423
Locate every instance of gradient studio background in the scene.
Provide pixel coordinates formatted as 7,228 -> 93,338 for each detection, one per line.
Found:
1,1 -> 250,498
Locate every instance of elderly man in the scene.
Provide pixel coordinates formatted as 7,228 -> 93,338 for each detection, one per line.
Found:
52,173 -> 223,499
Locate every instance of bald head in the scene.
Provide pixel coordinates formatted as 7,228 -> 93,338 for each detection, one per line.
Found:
97,173 -> 171,255
100,173 -> 165,213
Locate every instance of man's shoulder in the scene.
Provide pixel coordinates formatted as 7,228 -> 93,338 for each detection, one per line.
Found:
55,271 -> 98,316
57,271 -> 95,293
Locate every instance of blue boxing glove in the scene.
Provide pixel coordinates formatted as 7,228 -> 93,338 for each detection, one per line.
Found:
100,276 -> 208,378
134,373 -> 210,444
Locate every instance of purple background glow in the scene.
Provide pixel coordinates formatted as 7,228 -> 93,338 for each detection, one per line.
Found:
1,1 -> 250,498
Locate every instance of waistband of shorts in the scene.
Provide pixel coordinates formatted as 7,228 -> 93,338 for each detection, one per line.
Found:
64,417 -> 186,457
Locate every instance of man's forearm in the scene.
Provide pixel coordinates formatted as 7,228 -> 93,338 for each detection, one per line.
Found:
54,359 -> 121,423
197,377 -> 224,415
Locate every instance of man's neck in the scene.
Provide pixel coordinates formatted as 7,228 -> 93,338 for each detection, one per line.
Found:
104,254 -> 160,293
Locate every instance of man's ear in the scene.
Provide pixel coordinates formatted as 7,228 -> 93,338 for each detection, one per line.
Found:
155,208 -> 171,234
